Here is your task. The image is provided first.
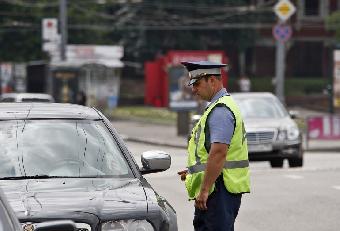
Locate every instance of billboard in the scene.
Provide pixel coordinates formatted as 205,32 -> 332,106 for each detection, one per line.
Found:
307,116 -> 340,140
168,65 -> 197,110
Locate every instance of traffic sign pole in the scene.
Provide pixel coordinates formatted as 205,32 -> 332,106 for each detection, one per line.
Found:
275,39 -> 285,103
273,0 -> 295,103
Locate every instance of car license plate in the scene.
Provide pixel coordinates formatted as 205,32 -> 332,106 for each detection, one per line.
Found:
248,144 -> 272,152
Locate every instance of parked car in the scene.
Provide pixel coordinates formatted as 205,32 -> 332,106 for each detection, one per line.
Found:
189,92 -> 303,168
0,103 -> 177,231
0,93 -> 55,103
0,187 -> 76,231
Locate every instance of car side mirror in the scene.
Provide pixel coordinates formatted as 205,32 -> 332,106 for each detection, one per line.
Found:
34,220 -> 77,231
140,150 -> 171,175
288,110 -> 299,119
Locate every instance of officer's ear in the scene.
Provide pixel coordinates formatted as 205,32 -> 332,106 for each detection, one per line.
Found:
204,75 -> 213,83
208,75 -> 218,84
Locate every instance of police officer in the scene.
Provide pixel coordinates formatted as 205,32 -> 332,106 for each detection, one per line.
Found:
177,61 -> 250,231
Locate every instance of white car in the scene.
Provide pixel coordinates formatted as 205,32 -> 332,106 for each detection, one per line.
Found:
232,92 -> 303,168
0,93 -> 54,103
189,92 -> 303,168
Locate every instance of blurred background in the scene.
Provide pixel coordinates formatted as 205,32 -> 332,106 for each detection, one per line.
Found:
2,3 -> 340,230
0,0 -> 340,114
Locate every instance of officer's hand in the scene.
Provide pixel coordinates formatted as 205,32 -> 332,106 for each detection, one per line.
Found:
195,190 -> 209,210
177,170 -> 188,181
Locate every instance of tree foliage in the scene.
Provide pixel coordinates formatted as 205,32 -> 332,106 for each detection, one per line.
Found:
326,11 -> 340,42
0,0 -> 274,68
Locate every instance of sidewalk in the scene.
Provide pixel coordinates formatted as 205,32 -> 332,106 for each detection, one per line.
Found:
111,120 -> 187,149
111,117 -> 340,152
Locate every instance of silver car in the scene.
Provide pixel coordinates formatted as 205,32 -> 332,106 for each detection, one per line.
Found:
232,92 -> 303,168
0,93 -> 55,103
189,92 -> 303,168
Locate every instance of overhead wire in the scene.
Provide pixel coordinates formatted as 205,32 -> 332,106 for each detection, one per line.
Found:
0,0 -> 323,31
0,0 -> 59,8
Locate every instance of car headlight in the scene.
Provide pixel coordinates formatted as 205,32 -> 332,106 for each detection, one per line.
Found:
287,125 -> 300,140
277,129 -> 287,141
101,220 -> 154,231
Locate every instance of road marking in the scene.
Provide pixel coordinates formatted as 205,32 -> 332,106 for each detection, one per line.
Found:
332,185 -> 340,190
283,174 -> 304,179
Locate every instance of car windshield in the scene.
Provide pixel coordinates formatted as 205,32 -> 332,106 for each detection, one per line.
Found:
0,119 -> 132,179
233,96 -> 288,119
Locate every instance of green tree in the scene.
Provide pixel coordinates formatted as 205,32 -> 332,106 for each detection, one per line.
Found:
326,11 -> 340,42
0,0 -> 273,76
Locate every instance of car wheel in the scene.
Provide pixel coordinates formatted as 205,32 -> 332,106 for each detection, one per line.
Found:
288,157 -> 303,168
270,158 -> 284,168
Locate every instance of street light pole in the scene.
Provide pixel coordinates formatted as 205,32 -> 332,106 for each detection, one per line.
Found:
59,0 -> 67,61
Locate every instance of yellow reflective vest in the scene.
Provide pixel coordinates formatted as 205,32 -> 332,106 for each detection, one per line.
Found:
185,95 -> 250,200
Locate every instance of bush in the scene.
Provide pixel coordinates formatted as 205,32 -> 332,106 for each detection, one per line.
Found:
228,76 -> 329,96
105,106 -> 177,125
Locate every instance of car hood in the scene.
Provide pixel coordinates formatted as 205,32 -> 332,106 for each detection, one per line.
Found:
0,178 -> 148,220
243,116 -> 295,131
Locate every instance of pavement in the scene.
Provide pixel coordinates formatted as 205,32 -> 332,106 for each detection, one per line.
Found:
111,106 -> 340,152
111,120 -> 187,149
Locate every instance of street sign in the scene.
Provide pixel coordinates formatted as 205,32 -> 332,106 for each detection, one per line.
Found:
42,18 -> 58,41
272,23 -> 292,43
274,0 -> 296,22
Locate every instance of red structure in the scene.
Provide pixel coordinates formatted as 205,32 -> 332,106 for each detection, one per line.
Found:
144,50 -> 229,107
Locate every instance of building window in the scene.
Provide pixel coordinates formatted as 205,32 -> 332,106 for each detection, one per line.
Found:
304,0 -> 320,16
298,0 -> 329,20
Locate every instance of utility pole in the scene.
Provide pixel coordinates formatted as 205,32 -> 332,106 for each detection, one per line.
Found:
59,0 -> 67,61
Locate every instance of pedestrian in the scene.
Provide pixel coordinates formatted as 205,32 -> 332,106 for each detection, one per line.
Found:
238,75 -> 251,92
76,90 -> 87,106
177,61 -> 250,231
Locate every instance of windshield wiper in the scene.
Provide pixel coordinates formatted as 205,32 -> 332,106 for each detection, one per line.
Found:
0,175 -> 68,180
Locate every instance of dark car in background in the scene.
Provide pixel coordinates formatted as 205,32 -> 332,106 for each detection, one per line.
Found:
0,103 -> 177,231
189,92 -> 303,168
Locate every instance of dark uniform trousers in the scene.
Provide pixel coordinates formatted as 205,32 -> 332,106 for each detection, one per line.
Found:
193,175 -> 242,231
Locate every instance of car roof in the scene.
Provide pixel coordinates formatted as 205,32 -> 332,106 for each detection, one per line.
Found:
1,93 -> 55,103
231,92 -> 277,98
2,93 -> 53,98
0,103 -> 101,120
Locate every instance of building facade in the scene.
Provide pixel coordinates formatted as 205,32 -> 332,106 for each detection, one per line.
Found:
247,0 -> 338,78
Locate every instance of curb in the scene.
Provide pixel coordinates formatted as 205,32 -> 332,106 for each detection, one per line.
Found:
123,136 -> 187,149
124,136 -> 340,153
304,148 -> 340,153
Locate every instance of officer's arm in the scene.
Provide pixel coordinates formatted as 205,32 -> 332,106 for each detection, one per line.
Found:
195,143 -> 228,210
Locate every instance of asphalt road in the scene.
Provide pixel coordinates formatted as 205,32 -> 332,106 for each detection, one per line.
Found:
126,141 -> 340,231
